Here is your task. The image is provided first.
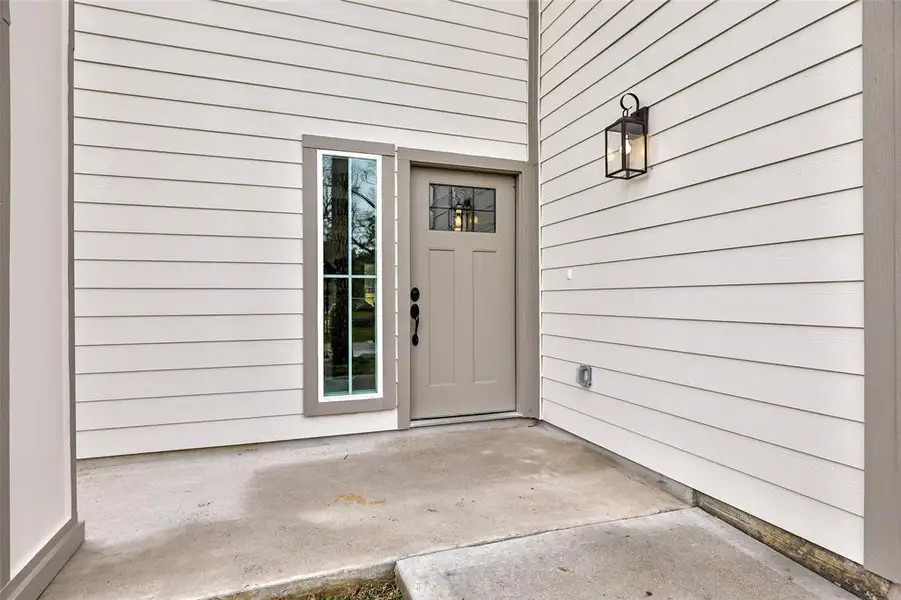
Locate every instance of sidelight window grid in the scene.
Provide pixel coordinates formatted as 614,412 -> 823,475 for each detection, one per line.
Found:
316,149 -> 382,402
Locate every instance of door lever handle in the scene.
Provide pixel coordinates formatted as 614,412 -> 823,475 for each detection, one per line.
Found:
410,304 -> 420,346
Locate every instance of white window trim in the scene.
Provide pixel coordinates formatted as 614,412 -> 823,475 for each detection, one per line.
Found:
316,149 -> 383,404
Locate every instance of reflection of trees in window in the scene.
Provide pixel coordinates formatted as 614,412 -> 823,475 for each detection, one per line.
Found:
322,154 -> 378,397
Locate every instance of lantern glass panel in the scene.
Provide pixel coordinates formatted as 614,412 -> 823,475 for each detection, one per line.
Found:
605,125 -> 626,177
624,120 -> 646,174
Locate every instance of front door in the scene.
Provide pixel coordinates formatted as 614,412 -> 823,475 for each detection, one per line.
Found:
410,167 -> 516,420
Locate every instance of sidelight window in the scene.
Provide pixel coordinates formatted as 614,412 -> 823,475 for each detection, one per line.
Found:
318,151 -> 382,400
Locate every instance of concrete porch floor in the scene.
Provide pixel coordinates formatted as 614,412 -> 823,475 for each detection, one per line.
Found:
41,420 -> 685,600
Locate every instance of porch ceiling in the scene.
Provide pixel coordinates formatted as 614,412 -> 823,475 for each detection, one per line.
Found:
41,420 -> 684,600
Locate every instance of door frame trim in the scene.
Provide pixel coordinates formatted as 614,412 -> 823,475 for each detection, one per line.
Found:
396,149 -> 539,429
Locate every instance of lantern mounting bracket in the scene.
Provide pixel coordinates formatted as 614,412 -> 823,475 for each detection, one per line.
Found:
619,93 -> 649,126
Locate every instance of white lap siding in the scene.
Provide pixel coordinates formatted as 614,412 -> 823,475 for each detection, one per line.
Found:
73,0 -> 528,458
538,0 -> 864,562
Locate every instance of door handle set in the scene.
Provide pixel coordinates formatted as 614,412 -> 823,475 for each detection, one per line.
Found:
410,287 -> 420,346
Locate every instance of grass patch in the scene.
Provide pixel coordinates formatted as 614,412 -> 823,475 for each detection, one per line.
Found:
280,579 -> 402,600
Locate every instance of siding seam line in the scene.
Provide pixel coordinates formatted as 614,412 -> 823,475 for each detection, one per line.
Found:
77,388 -> 305,404
337,0 -> 528,40
75,143 -> 304,166
540,310 -> 863,330
75,201 -> 302,216
76,338 -> 304,348
540,280 -> 864,291
77,411 -> 306,433
540,186 -> 864,250
539,331 -> 862,376
540,234 -> 864,270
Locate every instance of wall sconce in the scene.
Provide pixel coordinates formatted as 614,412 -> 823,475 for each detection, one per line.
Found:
605,93 -> 649,179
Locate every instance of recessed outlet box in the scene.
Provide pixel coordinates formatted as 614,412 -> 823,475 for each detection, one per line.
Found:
576,364 -> 592,388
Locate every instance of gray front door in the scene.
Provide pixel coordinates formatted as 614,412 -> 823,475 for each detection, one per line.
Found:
410,167 -> 516,420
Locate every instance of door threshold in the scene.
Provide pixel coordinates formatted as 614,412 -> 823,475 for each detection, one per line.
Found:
410,411 -> 524,428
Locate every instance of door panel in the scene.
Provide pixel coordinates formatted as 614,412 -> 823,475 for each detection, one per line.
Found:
410,167 -> 515,419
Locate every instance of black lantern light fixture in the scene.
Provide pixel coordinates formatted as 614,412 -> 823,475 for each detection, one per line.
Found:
605,93 -> 649,179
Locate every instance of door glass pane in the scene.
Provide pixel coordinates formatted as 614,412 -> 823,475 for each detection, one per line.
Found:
473,188 -> 495,211
322,155 -> 349,275
323,278 -> 349,395
430,184 -> 452,208
351,278 -> 377,394
350,157 -> 378,275
428,184 -> 496,233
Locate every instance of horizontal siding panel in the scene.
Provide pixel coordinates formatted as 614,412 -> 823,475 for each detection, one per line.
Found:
76,339 -> 303,373
76,314 -> 303,346
540,0 -> 574,33
346,0 -> 527,37
542,313 -> 864,375
542,0 -> 634,72
544,358 -> 863,470
542,190 -> 862,269
542,0 -> 761,118
76,2 -> 527,85
542,48 -> 862,182
542,143 -> 861,238
75,203 -> 302,239
543,0 -> 710,103
75,289 -> 302,317
542,236 -> 863,290
75,174 -> 301,213
540,0 -> 603,56
76,261 -> 303,289
457,0 -> 527,18
542,96 -> 862,204
75,145 -> 302,188
541,335 -> 863,422
74,60 -> 524,144
75,90 -> 526,161
77,0 -> 525,64
542,401 -> 863,562
75,2 -> 527,83
539,0 -> 864,563
76,119 -> 302,163
76,232 -> 302,263
542,282 -> 863,328
542,1 -> 859,146
76,390 -> 303,430
77,364 -> 304,402
75,34 -> 526,123
222,0 -> 527,58
543,378 -> 862,515
76,411 -> 398,459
